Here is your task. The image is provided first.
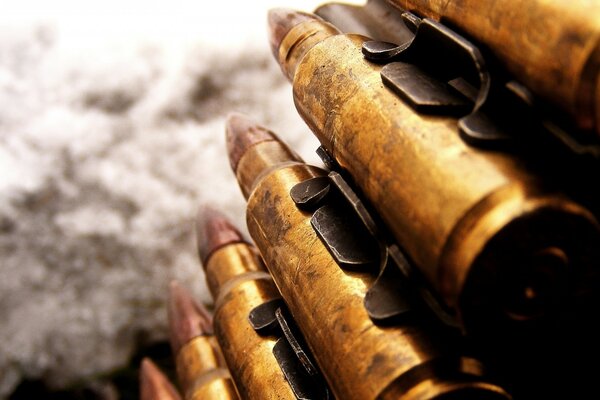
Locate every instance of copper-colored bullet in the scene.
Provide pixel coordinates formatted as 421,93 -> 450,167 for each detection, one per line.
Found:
196,205 -> 245,265
167,280 -> 212,355
267,8 -> 316,57
225,113 -> 301,198
225,112 -> 278,173
267,8 -> 340,81
195,204 -> 261,299
139,358 -> 182,400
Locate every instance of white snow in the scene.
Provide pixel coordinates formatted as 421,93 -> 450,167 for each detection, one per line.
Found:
0,0 -> 358,395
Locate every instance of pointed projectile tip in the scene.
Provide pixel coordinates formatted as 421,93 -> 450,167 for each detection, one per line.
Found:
267,8 -> 316,57
140,358 -> 182,400
168,280 -> 213,354
196,204 -> 245,264
225,112 -> 277,172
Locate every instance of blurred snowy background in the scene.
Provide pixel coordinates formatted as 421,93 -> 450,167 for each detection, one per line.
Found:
0,0 -> 347,396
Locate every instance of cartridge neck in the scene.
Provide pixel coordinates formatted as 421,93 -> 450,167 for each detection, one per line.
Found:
204,243 -> 265,299
278,19 -> 341,81
235,140 -> 302,198
196,218 -> 245,267
175,335 -> 229,393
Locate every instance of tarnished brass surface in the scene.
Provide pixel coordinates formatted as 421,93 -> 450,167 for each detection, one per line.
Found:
204,244 -> 297,400
184,372 -> 237,400
235,140 -> 302,198
237,139 -> 510,399
204,244 -> 262,300
277,18 -> 600,330
175,336 -> 238,400
388,0 -> 600,135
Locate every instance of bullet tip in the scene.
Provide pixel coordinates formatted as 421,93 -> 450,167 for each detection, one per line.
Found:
196,204 -> 245,265
267,8 -> 316,57
225,112 -> 276,172
168,280 -> 213,354
140,358 -> 182,400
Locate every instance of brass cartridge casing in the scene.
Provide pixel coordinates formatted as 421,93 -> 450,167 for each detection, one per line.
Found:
199,213 -> 297,399
230,116 -> 511,400
168,282 -> 238,400
276,17 -> 600,331
390,0 -> 600,135
175,335 -> 238,400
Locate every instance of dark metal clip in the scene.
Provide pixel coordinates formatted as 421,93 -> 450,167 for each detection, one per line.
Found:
290,155 -> 458,327
362,12 -> 600,164
248,302 -> 331,399
363,13 -> 483,118
290,168 -> 380,273
361,12 -> 528,148
248,298 -> 284,335
288,165 -> 416,324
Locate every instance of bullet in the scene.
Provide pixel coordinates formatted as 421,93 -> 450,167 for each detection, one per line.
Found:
168,281 -> 213,354
389,0 -> 600,135
268,9 -> 341,81
139,358 -> 182,400
227,113 -> 511,400
196,205 -> 298,400
168,281 -> 238,400
196,205 -> 245,266
226,112 -> 302,198
267,8 -> 315,58
269,9 -> 600,336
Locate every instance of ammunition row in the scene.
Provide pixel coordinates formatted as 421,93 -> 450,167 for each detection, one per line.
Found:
140,4 -> 600,399
140,111 -> 512,400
